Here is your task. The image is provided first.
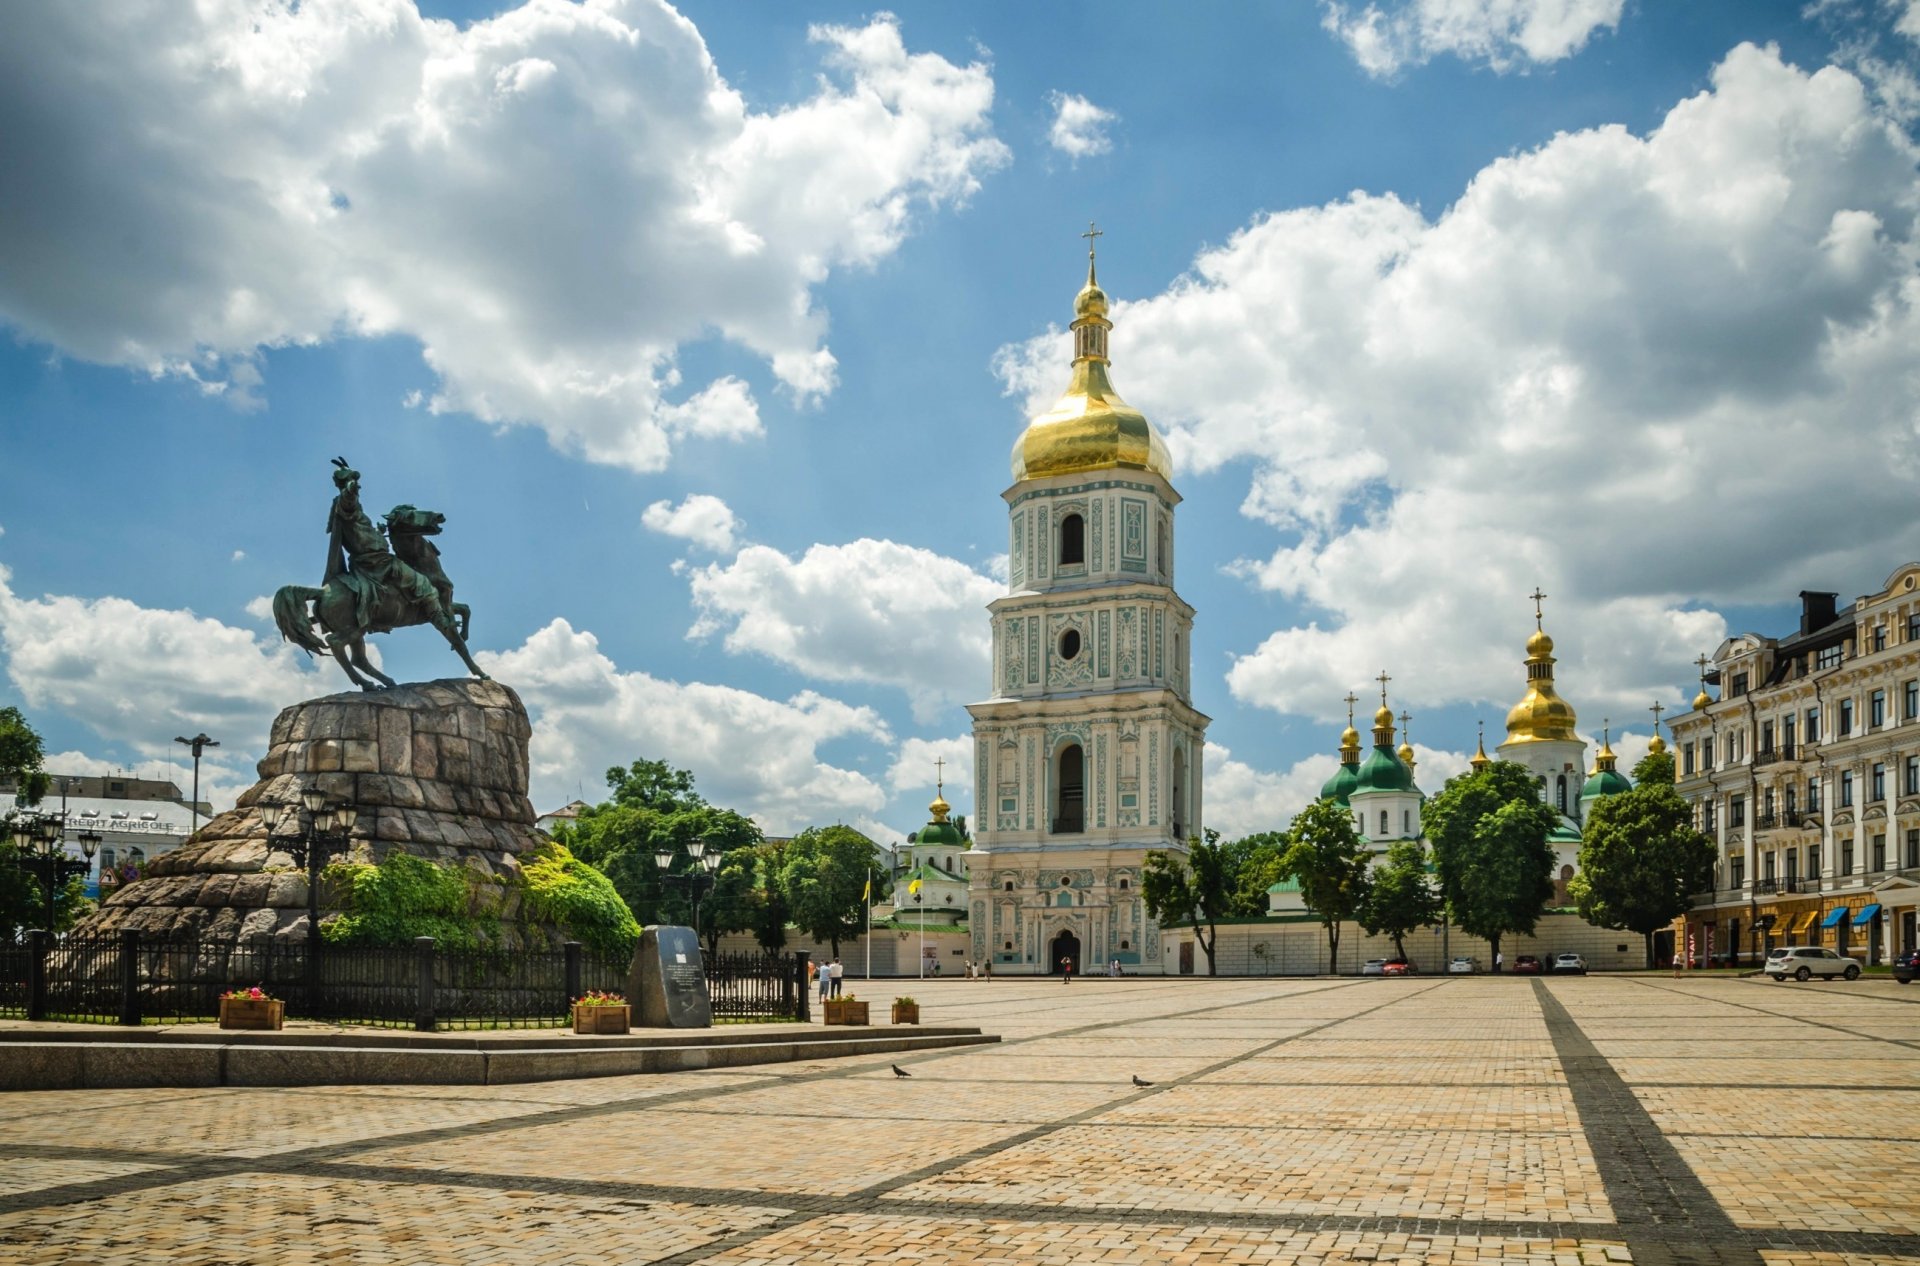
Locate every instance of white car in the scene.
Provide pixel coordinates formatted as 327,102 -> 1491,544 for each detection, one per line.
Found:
1447,956 -> 1477,974
1763,946 -> 1861,981
1361,958 -> 1388,976
1550,952 -> 1587,975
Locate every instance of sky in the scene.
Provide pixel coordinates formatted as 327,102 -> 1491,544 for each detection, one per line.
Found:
5,0 -> 1920,848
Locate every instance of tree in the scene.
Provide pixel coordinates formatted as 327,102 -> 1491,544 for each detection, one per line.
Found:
778,825 -> 885,957
744,840 -> 793,952
1223,830 -> 1289,916
1631,747 -> 1675,787
1277,798 -> 1373,974
0,707 -> 57,940
1360,839 -> 1442,965
1571,782 -> 1714,967
1424,761 -> 1559,971
1140,835 -> 1236,975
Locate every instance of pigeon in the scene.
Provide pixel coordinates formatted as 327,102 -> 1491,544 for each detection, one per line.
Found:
893,1064 -> 913,1078
1132,1075 -> 1154,1087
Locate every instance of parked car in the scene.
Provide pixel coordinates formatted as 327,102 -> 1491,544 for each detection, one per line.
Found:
1892,947 -> 1919,985
1382,959 -> 1414,976
1550,952 -> 1587,975
1447,956 -> 1478,974
1763,946 -> 1862,981
1361,958 -> 1388,976
1511,954 -> 1543,974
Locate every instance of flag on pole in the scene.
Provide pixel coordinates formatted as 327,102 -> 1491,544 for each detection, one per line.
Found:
909,878 -> 922,895
863,877 -> 871,901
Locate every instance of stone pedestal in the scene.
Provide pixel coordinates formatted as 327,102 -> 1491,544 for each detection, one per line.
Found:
76,679 -> 564,949
629,926 -> 712,1028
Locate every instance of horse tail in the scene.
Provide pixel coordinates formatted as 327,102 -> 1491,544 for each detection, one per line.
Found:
273,585 -> 327,656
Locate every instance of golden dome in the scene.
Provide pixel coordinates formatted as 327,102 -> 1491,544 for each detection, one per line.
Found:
1470,728 -> 1490,771
1373,705 -> 1394,729
1397,741 -> 1415,764
1647,732 -> 1668,756
1505,613 -> 1579,745
929,793 -> 951,823
1011,242 -> 1172,484
1693,689 -> 1712,711
1340,725 -> 1360,748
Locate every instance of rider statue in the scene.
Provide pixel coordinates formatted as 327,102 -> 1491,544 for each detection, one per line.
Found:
273,459 -> 489,691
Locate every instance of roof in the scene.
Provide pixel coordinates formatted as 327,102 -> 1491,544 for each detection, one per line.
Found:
1578,768 -> 1632,801
1353,745 -> 1415,794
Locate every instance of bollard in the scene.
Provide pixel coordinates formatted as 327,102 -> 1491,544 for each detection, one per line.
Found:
563,940 -> 582,1009
793,952 -> 811,1022
413,936 -> 437,1032
25,929 -> 50,1022
118,928 -> 142,1026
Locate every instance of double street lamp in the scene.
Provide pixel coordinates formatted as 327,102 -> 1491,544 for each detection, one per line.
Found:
6,809 -> 102,931
654,837 -> 722,939
265,785 -> 360,991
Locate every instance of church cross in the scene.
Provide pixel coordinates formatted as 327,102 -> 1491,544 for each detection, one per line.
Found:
1082,221 -> 1103,254
1398,710 -> 1411,738
1602,717 -> 1610,744
1344,692 -> 1358,725
1649,700 -> 1665,734
1529,587 -> 1548,627
934,756 -> 945,795
1376,670 -> 1391,707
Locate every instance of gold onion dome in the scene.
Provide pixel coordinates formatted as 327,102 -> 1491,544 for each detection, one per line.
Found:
1693,688 -> 1712,711
1647,731 -> 1668,755
1397,740 -> 1415,763
1470,728 -> 1490,771
1506,602 -> 1578,745
1011,235 -> 1173,484
1340,725 -> 1361,752
929,792 -> 951,822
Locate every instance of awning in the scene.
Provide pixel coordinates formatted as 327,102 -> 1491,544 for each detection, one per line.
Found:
1821,907 -> 1847,928
1795,911 -> 1820,933
1852,903 -> 1883,925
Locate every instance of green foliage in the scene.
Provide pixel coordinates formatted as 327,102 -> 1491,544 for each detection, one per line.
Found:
779,824 -> 881,955
1360,839 -> 1442,962
519,842 -> 641,958
0,706 -> 47,805
1222,831 -> 1289,916
1424,761 -> 1559,966
1140,837 -> 1235,975
1573,782 -> 1714,965
1278,798 -> 1374,973
745,840 -> 793,951
1631,747 -> 1675,786
323,850 -> 493,950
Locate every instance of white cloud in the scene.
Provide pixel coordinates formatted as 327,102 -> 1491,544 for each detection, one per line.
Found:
1046,91 -> 1117,159
642,494 -> 740,554
230,550 -> 246,563
887,735 -> 973,800
0,3 -> 1008,472
686,539 -> 1001,723
998,44 -> 1920,730
1204,742 -> 1335,840
1322,0 -> 1624,76
480,618 -> 891,833
244,595 -> 275,622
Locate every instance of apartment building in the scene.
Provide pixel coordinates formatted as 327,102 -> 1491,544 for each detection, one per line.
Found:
1672,574 -> 1920,965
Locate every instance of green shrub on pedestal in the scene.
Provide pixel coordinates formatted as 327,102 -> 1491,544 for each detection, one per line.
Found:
518,842 -> 641,957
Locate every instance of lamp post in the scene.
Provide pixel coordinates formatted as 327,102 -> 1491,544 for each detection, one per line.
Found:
654,837 -> 722,942
173,733 -> 219,837
6,809 -> 100,932
266,785 -> 359,998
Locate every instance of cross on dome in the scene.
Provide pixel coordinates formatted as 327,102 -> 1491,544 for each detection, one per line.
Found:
1530,587 -> 1548,628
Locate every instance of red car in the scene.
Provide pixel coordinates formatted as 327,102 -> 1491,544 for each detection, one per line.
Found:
1382,959 -> 1414,976
1511,954 -> 1543,974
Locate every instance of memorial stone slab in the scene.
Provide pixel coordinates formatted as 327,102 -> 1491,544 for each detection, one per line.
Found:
630,925 -> 713,1028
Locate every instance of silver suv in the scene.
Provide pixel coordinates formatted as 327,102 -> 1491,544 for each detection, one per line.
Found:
1763,946 -> 1861,981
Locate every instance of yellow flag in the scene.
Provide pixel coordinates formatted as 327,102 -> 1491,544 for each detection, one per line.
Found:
909,878 -> 922,895
863,877 -> 871,900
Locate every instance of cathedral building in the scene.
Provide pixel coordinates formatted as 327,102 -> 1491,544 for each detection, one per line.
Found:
967,241 -> 1210,975
1495,600 -> 1593,899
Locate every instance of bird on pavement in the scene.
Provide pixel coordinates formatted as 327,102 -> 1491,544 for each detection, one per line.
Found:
1131,1075 -> 1153,1087
893,1064 -> 913,1078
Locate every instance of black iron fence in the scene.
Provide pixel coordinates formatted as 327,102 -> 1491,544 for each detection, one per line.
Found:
0,931 -> 808,1029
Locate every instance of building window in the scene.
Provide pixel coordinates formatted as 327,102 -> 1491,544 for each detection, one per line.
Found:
1379,810 -> 1389,836
1059,629 -> 1082,661
1763,788 -> 1776,817
1909,757 -> 1920,797
1703,800 -> 1717,832
1907,681 -> 1919,721
1004,881 -> 1014,891
1786,786 -> 1798,816
1402,809 -> 1412,835
1730,671 -> 1749,697
1730,795 -> 1745,828
1808,779 -> 1822,813
1874,833 -> 1888,872
1784,715 -> 1797,750
1842,841 -> 1855,875
1909,612 -> 1920,643
1841,770 -> 1854,807
1119,939 -> 1129,950
1556,774 -> 1568,813
1908,829 -> 1919,869
1810,843 -> 1823,876
1840,699 -> 1854,737
1807,707 -> 1821,742
1118,878 -> 1129,890
1876,625 -> 1890,653
1683,743 -> 1696,776
1730,856 -> 1745,889
1817,645 -> 1844,670
1873,690 -> 1887,728
1873,763 -> 1887,802
1059,513 -> 1085,567
1052,744 -> 1085,834
1764,852 -> 1776,882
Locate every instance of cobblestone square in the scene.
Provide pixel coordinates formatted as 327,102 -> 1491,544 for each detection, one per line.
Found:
1,974 -> 1917,1264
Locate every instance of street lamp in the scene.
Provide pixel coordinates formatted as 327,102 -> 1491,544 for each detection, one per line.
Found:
6,808 -> 100,931
265,785 -> 359,997
173,733 -> 220,837
655,837 -> 723,941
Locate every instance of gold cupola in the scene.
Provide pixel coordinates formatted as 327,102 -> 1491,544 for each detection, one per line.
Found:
1011,226 -> 1173,484
1470,722 -> 1490,771
1647,700 -> 1668,756
1504,591 -> 1579,745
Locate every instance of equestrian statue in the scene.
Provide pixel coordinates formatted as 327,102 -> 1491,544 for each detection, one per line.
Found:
273,458 -> 489,691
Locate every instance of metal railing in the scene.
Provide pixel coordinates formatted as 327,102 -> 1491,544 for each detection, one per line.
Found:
0,932 -> 808,1029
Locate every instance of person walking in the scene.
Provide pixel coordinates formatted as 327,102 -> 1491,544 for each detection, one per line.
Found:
1494,950 -> 1504,974
983,959 -> 993,981
1110,957 -> 1120,977
830,957 -> 844,998
818,958 -> 832,1006
1062,955 -> 1073,984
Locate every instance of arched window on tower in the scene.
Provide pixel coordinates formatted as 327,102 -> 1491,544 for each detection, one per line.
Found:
1053,744 -> 1085,834
1060,513 -> 1085,567
1556,775 -> 1568,814
1379,810 -> 1389,836
1171,747 -> 1186,840
1156,518 -> 1169,576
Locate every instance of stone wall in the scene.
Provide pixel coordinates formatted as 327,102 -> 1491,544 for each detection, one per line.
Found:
75,679 -> 564,947
1160,913 -> 1652,975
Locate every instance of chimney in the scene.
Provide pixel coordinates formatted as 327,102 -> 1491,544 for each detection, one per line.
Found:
1799,590 -> 1838,635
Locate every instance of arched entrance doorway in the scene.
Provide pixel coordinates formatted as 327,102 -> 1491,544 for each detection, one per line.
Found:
1050,929 -> 1080,975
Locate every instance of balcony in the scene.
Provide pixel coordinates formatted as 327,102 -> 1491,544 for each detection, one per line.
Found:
1755,811 -> 1806,832
1751,877 -> 1820,895
1754,745 -> 1794,767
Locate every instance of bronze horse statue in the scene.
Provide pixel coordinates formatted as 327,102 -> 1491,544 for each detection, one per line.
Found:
273,462 -> 489,691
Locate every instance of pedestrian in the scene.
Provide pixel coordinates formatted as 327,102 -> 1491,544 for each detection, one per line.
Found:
965,960 -> 975,979
830,957 -> 844,997
1494,950 -> 1503,974
1062,955 -> 1073,984
817,959 -> 831,1005
1110,957 -> 1120,977
983,958 -> 993,981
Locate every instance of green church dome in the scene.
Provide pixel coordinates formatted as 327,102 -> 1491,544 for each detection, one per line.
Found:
1353,745 -> 1415,794
1320,762 -> 1360,805
1579,767 -> 1632,802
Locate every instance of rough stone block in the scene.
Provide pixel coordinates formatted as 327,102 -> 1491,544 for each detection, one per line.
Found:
410,734 -> 438,780
309,739 -> 344,772
342,739 -> 379,772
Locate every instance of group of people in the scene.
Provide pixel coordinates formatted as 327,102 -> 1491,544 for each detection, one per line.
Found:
809,957 -> 845,1001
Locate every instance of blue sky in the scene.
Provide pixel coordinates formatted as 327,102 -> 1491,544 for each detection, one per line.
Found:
4,0 -> 1920,843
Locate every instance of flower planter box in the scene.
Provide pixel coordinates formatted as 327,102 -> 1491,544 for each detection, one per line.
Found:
823,999 -> 869,1026
890,1002 -> 919,1025
219,997 -> 284,1031
573,1004 -> 631,1035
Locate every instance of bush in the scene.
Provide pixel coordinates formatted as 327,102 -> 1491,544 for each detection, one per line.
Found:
322,851 -> 497,951
519,842 -> 641,958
